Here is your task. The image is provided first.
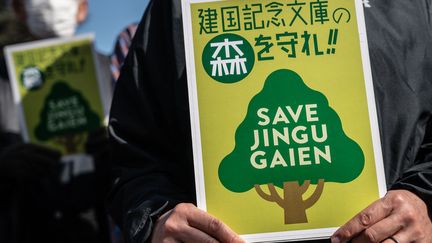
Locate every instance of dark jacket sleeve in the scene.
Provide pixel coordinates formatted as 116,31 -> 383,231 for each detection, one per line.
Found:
107,1 -> 195,242
391,125 -> 432,213
365,0 -> 432,213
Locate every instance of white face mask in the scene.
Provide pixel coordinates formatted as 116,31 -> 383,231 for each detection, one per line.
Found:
25,0 -> 80,38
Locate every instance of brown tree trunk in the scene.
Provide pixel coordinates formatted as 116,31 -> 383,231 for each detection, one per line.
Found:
254,179 -> 325,225
282,181 -> 308,224
63,134 -> 78,154
54,133 -> 84,154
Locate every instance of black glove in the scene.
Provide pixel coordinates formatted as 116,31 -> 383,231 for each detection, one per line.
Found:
0,143 -> 61,183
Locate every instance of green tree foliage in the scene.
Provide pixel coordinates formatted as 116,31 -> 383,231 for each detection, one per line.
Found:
218,69 -> 364,223
35,82 -> 101,153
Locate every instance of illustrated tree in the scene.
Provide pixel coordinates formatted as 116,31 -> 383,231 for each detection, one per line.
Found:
219,69 -> 364,224
35,82 -> 101,154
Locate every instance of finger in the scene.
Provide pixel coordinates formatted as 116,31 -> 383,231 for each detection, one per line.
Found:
0,144 -> 50,162
28,144 -> 62,160
157,237 -> 181,243
4,151 -> 60,176
28,151 -> 60,163
19,153 -> 60,175
332,198 -> 392,243
184,207 -> 243,243
15,143 -> 61,159
380,233 -> 406,243
12,145 -> 61,165
351,213 -> 403,243
177,224 -> 220,243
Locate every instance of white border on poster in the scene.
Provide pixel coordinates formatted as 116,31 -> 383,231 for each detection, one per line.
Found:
354,0 -> 387,198
181,0 -> 387,241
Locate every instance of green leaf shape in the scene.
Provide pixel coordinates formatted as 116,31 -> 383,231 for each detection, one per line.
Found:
35,82 -> 101,141
218,69 -> 364,192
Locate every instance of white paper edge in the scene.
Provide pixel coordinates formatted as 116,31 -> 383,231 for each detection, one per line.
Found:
4,46 -> 30,141
354,0 -> 387,197
242,227 -> 338,242
181,0 -> 208,210
181,0 -> 387,241
3,33 -> 109,142
89,36 -> 111,123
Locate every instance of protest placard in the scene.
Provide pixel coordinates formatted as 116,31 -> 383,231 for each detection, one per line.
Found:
4,34 -> 107,155
181,0 -> 386,241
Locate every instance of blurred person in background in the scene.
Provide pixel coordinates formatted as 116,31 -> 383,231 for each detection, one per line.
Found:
0,0 -> 113,242
110,23 -> 137,85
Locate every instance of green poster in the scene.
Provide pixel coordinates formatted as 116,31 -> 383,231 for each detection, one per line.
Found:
4,34 -> 107,155
181,0 -> 386,241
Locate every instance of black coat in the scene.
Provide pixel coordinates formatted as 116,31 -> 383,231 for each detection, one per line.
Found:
108,0 -> 432,242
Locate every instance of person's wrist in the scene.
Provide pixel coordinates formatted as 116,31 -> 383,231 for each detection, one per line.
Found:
125,199 -> 172,243
145,201 -> 170,243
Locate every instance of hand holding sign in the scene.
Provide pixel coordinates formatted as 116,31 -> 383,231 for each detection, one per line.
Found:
151,203 -> 244,243
331,190 -> 432,243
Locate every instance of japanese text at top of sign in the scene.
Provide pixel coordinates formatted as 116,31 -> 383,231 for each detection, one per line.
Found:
197,0 -> 351,60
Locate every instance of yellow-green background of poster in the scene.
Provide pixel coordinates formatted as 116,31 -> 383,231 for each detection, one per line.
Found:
10,38 -> 104,154
190,0 -> 380,235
